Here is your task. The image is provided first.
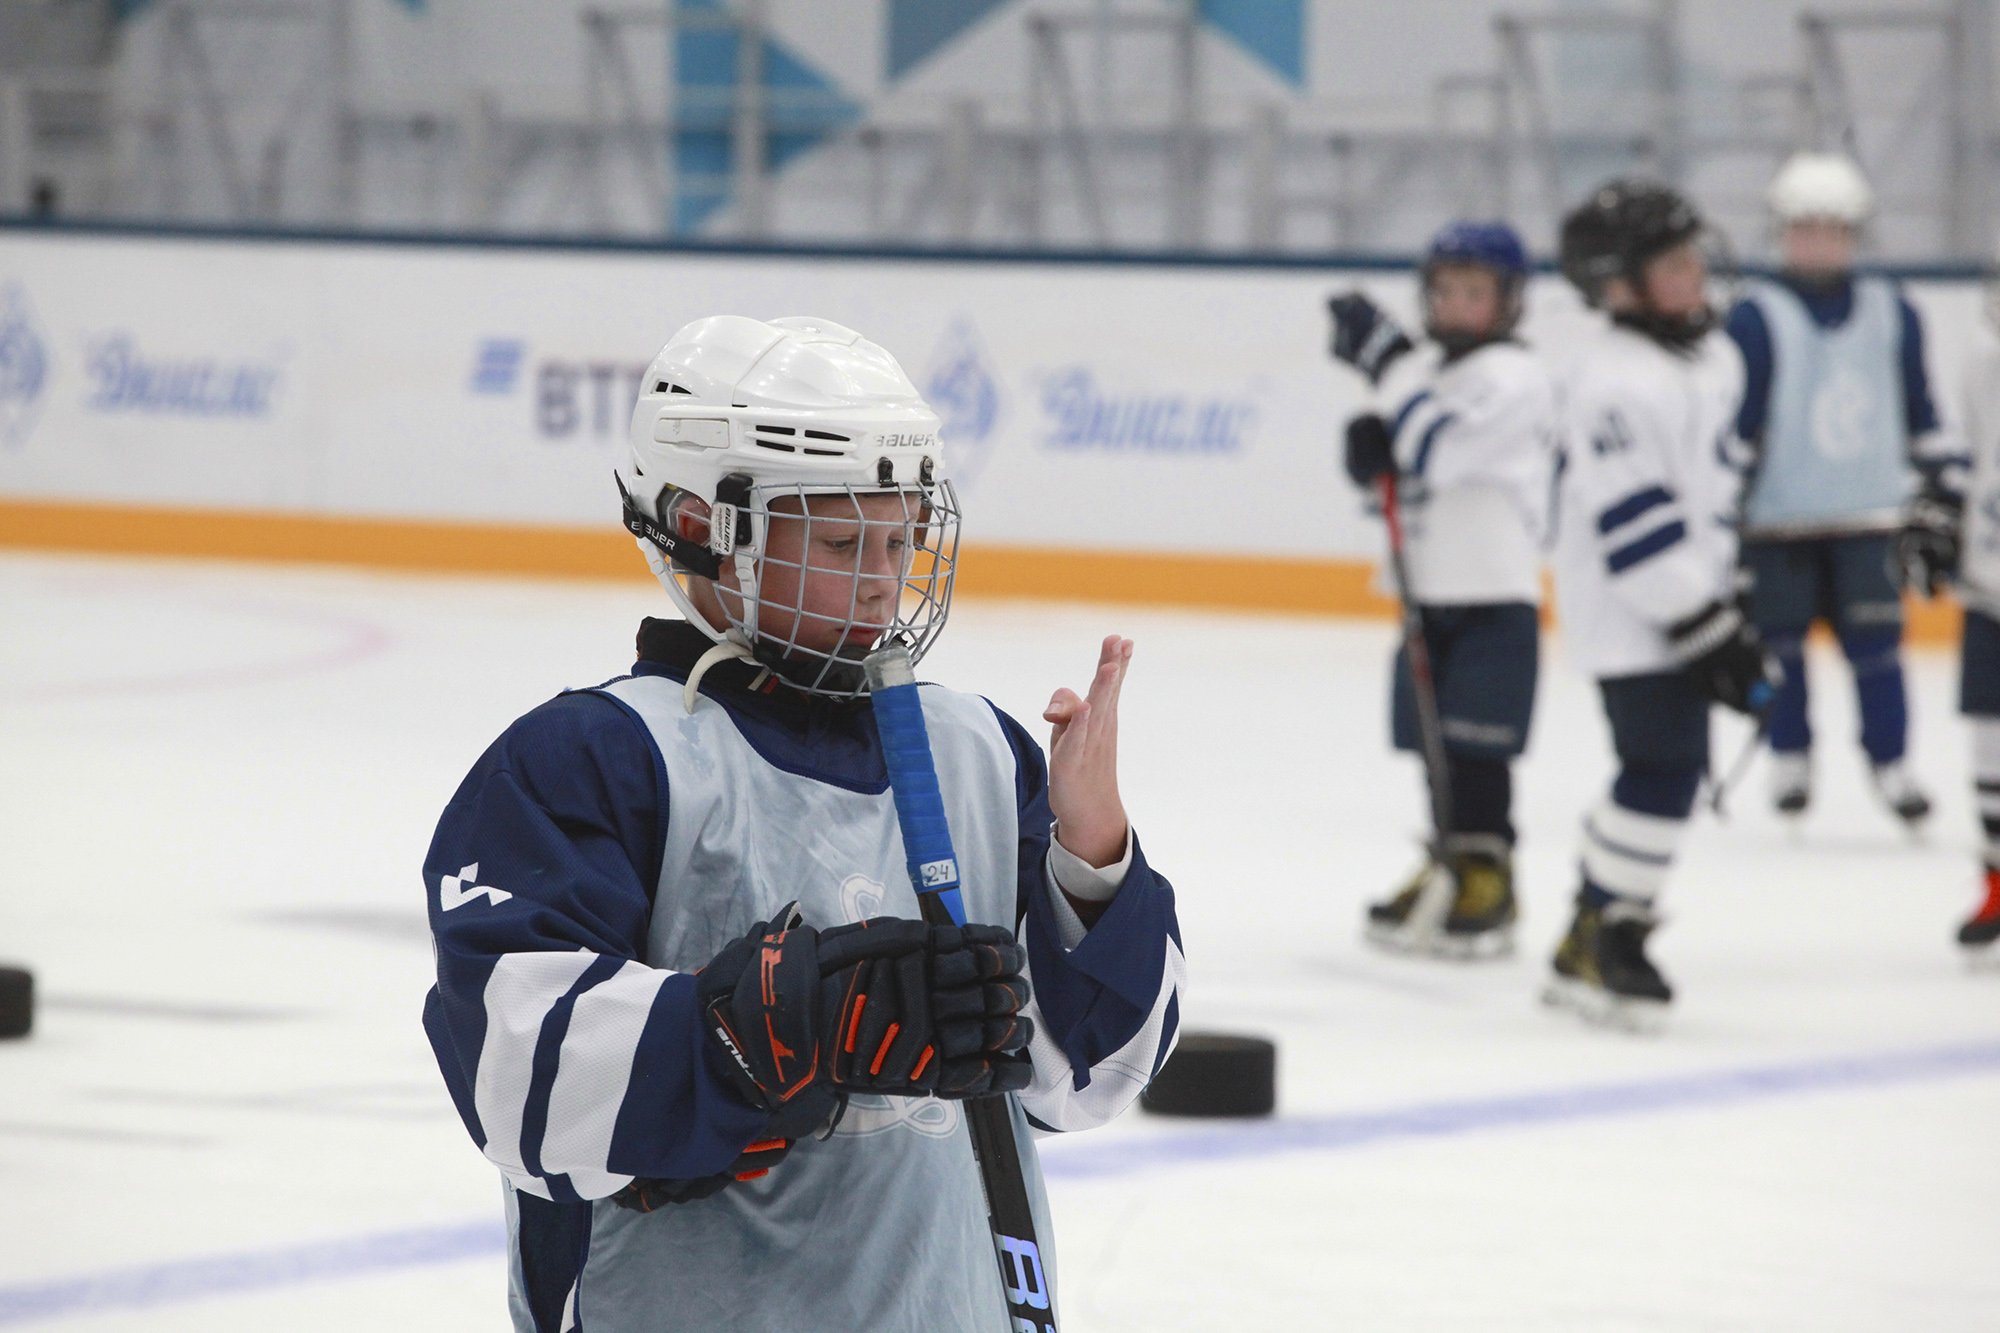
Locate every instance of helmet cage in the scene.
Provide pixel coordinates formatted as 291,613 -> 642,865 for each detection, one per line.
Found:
624,471 -> 960,700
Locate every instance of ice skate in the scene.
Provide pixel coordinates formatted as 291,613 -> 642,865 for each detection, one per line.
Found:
1364,851 -> 1454,954
1869,759 -> 1932,828
1961,866 -> 2000,968
1541,892 -> 1671,1033
1769,751 -> 1811,817
1367,837 -> 1517,959
1436,836 -> 1518,959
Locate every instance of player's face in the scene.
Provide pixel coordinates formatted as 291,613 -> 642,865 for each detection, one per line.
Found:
1426,264 -> 1503,338
1782,219 -> 1856,277
746,491 -> 920,656
1640,241 -> 1709,318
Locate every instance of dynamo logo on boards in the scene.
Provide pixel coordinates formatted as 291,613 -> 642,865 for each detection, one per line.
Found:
0,283 -> 49,448
84,335 -> 284,417
1038,367 -> 1256,454
923,317 -> 1003,489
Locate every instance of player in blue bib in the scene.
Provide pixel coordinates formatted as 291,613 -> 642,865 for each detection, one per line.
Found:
1726,152 -> 1965,825
420,316 -> 1185,1332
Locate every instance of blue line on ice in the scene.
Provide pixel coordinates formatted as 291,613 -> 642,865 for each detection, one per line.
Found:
1036,1037 -> 2000,1180
3,1038 -> 1996,1325
0,1222 -> 504,1327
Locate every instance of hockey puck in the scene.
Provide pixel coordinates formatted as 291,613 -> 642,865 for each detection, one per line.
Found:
0,966 -> 32,1039
1140,1032 -> 1275,1118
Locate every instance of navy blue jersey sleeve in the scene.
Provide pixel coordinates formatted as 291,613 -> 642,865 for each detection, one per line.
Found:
421,688 -> 767,1203
1725,297 -> 1774,444
1897,293 -> 1943,438
987,704 -> 1186,1132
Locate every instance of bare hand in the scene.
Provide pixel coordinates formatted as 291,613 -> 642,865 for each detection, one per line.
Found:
1044,635 -> 1133,868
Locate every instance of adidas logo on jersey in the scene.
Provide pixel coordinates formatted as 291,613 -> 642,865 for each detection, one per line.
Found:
439,863 -> 513,911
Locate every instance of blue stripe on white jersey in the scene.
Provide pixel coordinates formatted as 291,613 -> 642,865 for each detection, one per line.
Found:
1391,388 -> 1434,435
1408,412 -> 1459,476
1606,520 -> 1688,573
1597,485 -> 1676,535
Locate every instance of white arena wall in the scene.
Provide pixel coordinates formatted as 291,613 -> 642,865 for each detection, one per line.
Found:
0,225 -> 1987,632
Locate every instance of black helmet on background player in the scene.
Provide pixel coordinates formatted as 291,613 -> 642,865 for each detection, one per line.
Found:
617,315 -> 959,701
1421,220 -> 1530,356
1559,179 -> 1716,349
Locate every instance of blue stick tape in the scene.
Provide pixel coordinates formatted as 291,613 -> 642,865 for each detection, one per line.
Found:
865,647 -> 967,927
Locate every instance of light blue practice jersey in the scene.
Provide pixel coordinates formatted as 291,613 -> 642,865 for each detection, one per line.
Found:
1740,276 -> 1911,536
423,627 -> 1185,1333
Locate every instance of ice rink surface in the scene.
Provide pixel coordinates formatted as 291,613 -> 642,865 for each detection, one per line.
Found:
2,551 -> 1996,1332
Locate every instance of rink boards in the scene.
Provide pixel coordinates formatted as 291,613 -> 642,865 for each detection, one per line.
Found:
0,224 -> 1989,627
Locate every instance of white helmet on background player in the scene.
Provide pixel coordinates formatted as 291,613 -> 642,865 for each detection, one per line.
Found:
1767,151 -> 1874,225
618,315 -> 958,698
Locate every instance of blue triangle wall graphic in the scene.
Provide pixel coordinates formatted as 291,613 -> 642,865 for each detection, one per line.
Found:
1201,0 -> 1304,87
673,0 -> 862,234
886,0 -> 1303,89
887,0 -> 1012,79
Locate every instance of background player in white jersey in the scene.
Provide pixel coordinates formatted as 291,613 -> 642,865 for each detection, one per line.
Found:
1327,222 -> 1558,957
1897,250 -> 2000,959
1725,152 -> 1962,824
422,315 -> 1185,1332
1547,181 -> 1780,1027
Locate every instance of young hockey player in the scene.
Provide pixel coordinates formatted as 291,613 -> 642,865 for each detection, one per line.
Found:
1897,249 -> 2000,960
1726,152 -> 1960,824
1547,181 -> 1779,1027
422,315 -> 1185,1332
1327,222 -> 1558,958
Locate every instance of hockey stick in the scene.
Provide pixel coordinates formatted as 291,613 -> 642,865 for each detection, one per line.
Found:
1705,716 -> 1769,819
864,644 -> 1059,1333
1379,472 -> 1454,851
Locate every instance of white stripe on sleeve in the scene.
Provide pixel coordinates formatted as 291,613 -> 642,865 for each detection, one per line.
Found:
538,959 -> 672,1199
1019,935 -> 1186,1133
474,949 -> 598,1199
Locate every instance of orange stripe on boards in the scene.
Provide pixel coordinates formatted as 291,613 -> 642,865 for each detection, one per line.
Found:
954,542 -> 1401,618
0,498 -> 1965,644
0,497 -> 645,579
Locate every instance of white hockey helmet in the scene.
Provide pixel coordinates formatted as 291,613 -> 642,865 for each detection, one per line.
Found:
618,315 -> 959,698
1767,151 -> 1874,224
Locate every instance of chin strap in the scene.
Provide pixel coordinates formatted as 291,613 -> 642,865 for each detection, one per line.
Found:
684,635 -> 763,714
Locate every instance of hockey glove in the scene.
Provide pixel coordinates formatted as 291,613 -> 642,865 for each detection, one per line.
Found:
610,1138 -> 798,1210
698,907 -> 1034,1112
1343,413 -> 1396,488
816,918 -> 1034,1099
1328,292 -> 1414,386
1667,598 -> 1780,716
1893,482 -> 1963,597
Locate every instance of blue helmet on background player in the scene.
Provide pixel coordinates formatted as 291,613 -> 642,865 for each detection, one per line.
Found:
1421,220 -> 1530,353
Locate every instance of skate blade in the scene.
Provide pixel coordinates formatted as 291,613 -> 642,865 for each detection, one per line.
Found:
1362,873 -> 1457,957
1963,942 -> 2000,973
1366,922 -> 1514,962
1539,976 -> 1667,1034
1433,926 -> 1516,962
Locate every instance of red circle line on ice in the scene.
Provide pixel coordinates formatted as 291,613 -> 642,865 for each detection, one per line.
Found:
4,584 -> 395,703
